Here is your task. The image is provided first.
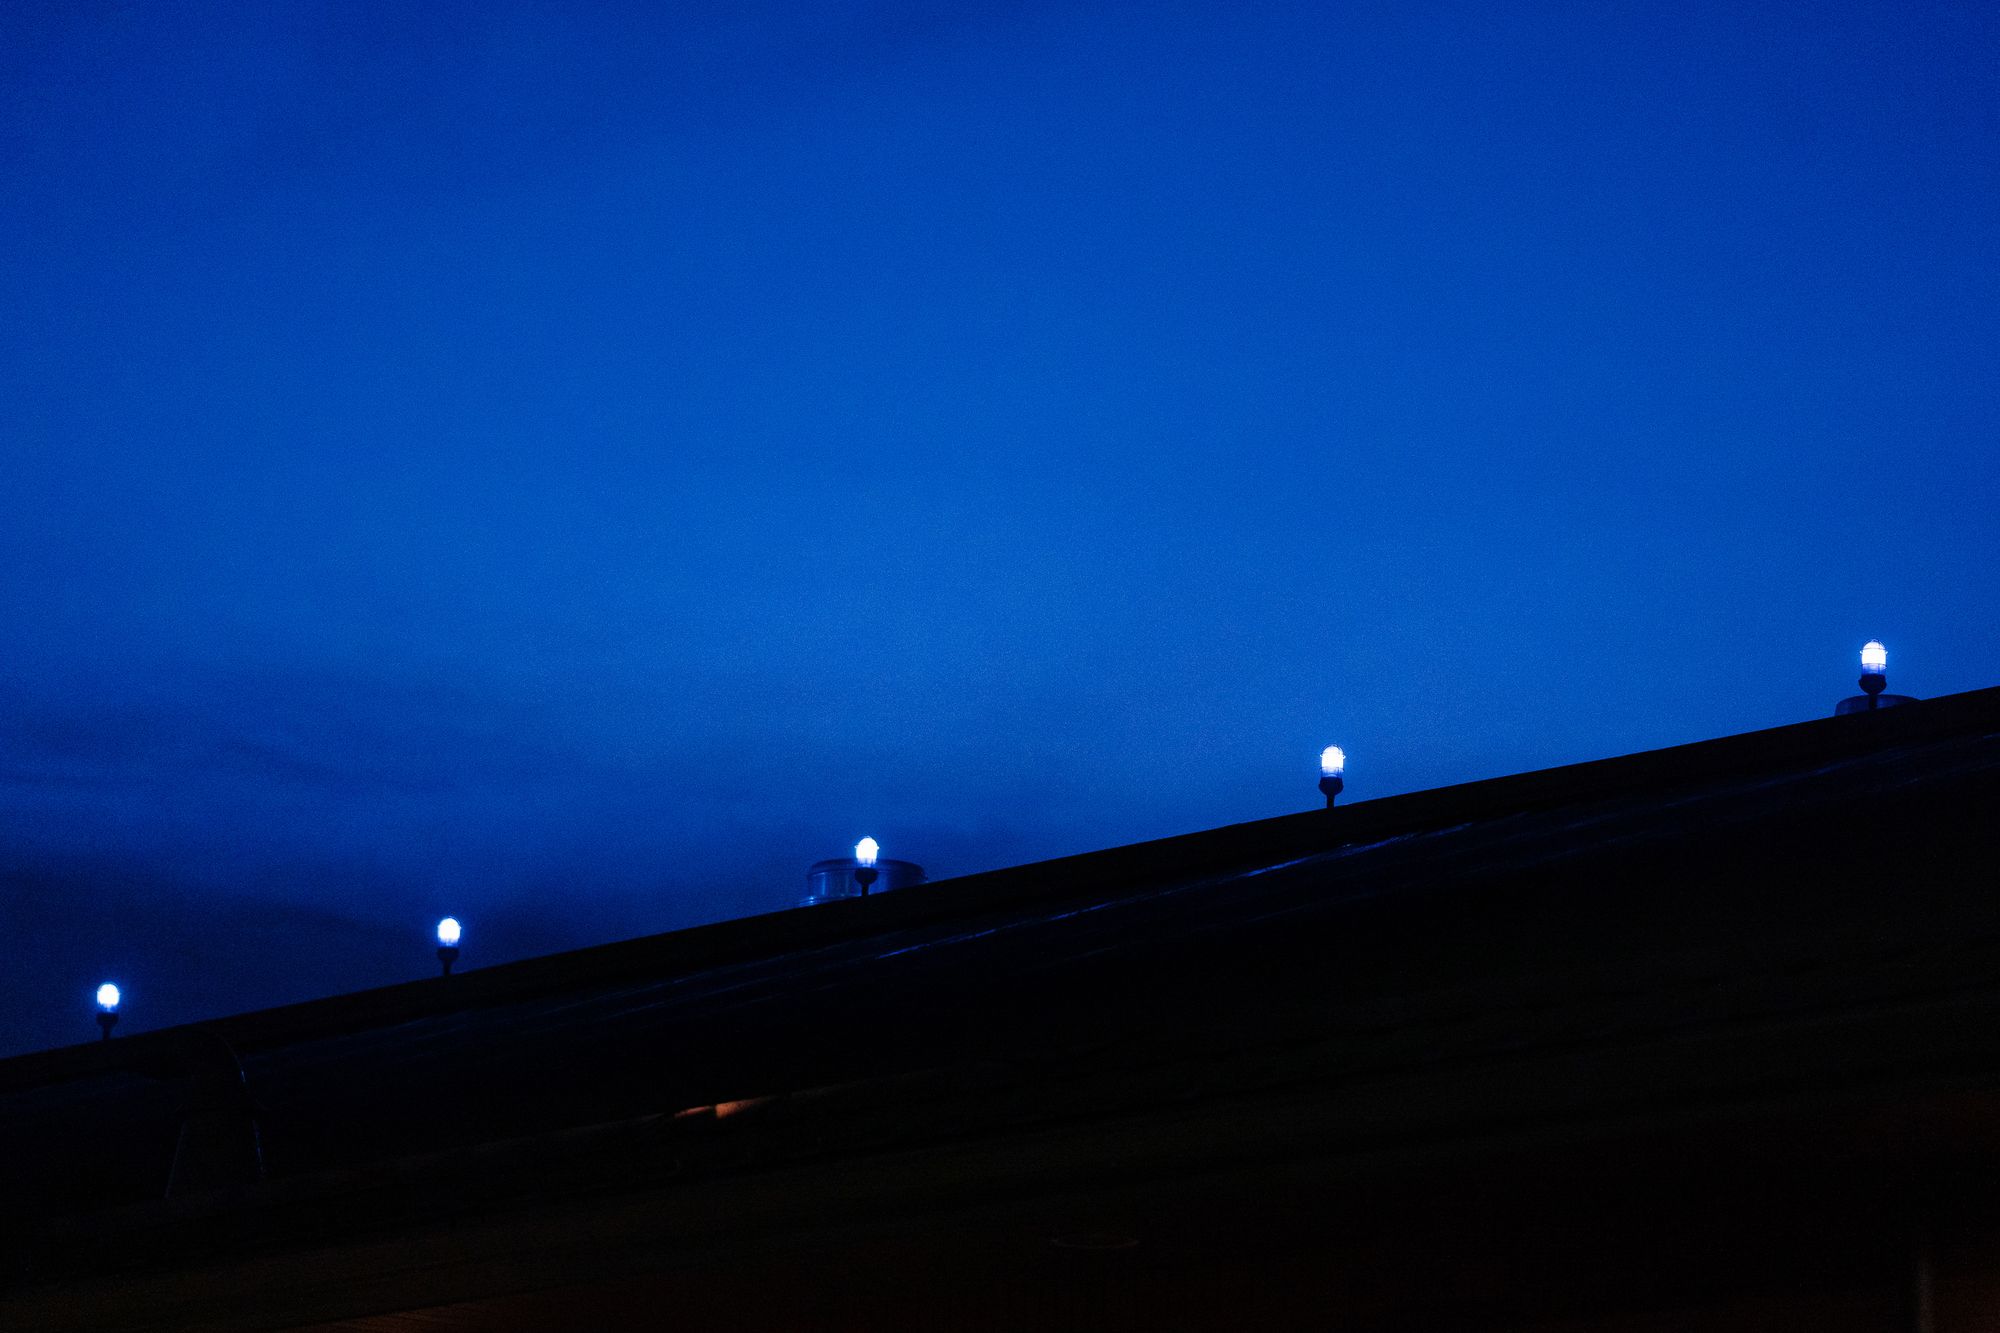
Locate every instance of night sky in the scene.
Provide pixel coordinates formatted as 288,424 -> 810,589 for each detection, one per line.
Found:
3,1 -> 1996,1056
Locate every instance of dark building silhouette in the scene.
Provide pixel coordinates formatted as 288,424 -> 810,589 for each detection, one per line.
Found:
4,686 -> 2000,1330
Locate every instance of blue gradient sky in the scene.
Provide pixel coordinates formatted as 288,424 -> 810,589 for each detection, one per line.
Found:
3,1 -> 1996,1054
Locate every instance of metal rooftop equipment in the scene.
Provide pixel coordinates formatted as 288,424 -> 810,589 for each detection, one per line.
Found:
800,849 -> 927,906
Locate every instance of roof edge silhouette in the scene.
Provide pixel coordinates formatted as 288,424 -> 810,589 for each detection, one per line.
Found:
4,682 -> 1996,1095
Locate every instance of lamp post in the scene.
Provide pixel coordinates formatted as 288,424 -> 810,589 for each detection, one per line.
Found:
95,983 -> 120,1041
436,917 -> 462,977
1318,746 -> 1346,809
854,837 -> 880,898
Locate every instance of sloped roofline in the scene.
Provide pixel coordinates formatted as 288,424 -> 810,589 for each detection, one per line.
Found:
4,684 -> 1996,1093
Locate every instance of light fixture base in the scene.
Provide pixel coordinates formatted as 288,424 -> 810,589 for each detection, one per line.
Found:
1835,693 -> 1917,716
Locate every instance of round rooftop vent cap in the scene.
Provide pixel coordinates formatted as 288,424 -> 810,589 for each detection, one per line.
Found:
800,856 -> 926,906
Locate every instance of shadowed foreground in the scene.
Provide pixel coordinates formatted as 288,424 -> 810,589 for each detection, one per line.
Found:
5,686 -> 2000,1330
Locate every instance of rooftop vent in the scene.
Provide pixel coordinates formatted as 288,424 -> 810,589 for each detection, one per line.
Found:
801,852 -> 926,906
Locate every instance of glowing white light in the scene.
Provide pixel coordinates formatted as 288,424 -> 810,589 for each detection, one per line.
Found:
1320,745 -> 1346,777
436,917 -> 462,947
96,983 -> 121,1012
1860,641 -> 1887,675
855,837 -> 880,868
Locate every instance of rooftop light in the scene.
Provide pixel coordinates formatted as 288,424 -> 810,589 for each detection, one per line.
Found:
435,917 -> 462,978
854,837 -> 881,897
95,982 -> 120,1041
1318,746 -> 1347,809
1838,638 -> 1919,715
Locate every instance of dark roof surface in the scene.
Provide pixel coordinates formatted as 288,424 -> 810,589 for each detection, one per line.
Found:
4,686 -> 2000,1324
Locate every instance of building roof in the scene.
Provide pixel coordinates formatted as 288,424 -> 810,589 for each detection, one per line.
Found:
4,685 -> 1999,1330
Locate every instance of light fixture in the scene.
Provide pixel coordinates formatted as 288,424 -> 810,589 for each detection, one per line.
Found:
1836,639 -> 1918,716
1318,746 -> 1346,808
1858,641 -> 1888,707
95,983 -> 120,1041
436,917 -> 462,977
854,837 -> 880,897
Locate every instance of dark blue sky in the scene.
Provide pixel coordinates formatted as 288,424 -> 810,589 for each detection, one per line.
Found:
3,1 -> 1996,1055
